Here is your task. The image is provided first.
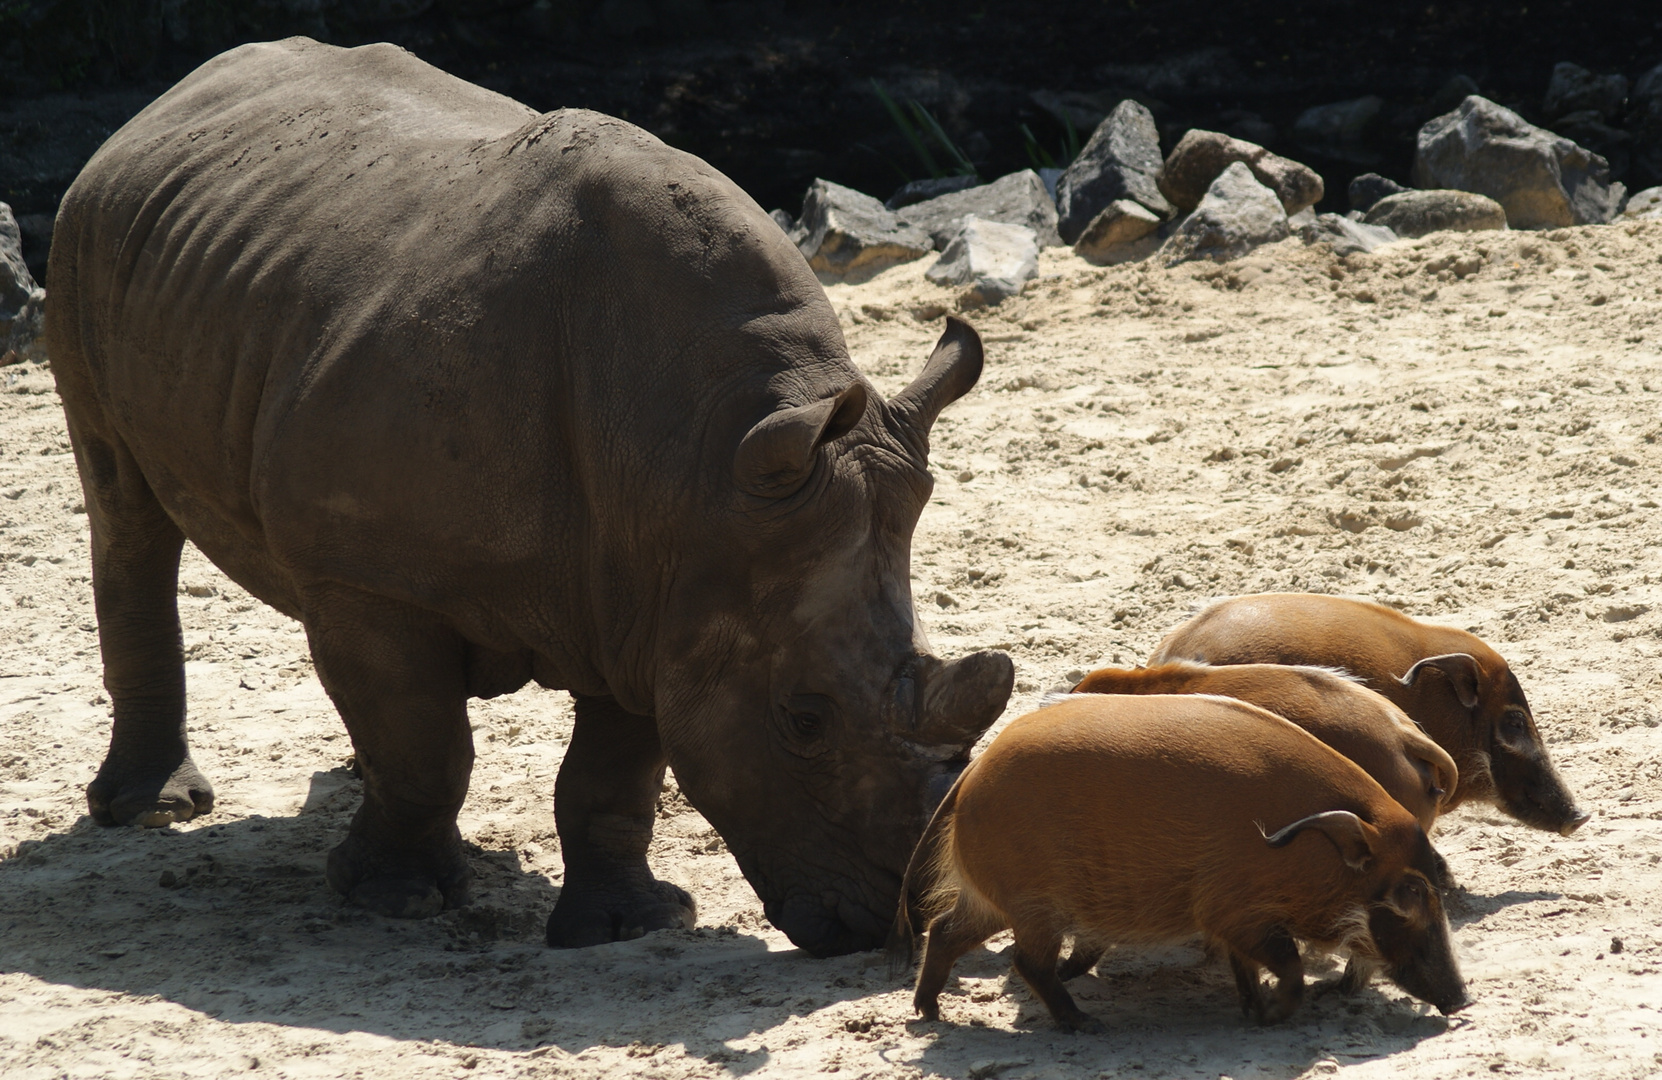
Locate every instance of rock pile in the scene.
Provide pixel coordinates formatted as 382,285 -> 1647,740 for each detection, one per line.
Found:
781,68 -> 1662,297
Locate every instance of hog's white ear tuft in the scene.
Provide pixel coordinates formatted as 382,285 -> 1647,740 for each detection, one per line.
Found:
1397,653 -> 1482,710
733,382 -> 867,497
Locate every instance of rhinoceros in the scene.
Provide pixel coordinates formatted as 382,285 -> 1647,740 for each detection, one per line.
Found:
46,37 -> 1013,957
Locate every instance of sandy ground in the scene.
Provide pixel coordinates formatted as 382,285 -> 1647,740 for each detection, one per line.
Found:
3,220 -> 1662,1080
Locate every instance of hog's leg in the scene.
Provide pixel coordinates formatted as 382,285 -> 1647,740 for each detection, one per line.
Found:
1012,925 -> 1106,1035
1057,941 -> 1106,981
546,694 -> 696,947
913,897 -> 1001,1022
303,584 -> 473,918
1228,926 -> 1304,1024
69,416 -> 214,827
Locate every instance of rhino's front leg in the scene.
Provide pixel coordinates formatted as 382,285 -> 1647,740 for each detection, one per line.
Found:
303,584 -> 473,919
547,694 -> 696,946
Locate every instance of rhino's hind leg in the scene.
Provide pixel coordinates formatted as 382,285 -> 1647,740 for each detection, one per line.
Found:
303,585 -> 473,918
547,694 -> 696,947
68,416 -> 215,828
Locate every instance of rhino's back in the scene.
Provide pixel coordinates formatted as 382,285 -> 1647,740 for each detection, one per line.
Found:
50,37 -> 840,678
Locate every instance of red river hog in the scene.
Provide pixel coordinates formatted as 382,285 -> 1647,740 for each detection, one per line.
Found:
889,693 -> 1468,1033
1151,593 -> 1589,835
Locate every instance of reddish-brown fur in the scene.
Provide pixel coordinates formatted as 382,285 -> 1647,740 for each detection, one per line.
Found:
1150,593 -> 1588,834
1071,661 -> 1456,832
892,694 -> 1466,1032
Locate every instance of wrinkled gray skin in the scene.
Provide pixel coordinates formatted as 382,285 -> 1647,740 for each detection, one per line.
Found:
47,37 -> 1013,957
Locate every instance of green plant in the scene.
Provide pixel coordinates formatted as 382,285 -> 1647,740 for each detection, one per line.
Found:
1021,113 -> 1081,171
871,79 -> 978,181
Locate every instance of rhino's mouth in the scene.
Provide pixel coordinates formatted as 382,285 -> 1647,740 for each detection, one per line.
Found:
764,889 -> 892,957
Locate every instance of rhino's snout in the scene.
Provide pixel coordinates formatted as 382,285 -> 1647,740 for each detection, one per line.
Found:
766,892 -> 886,957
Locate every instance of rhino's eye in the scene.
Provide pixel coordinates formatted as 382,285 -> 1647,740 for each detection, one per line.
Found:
782,694 -> 835,748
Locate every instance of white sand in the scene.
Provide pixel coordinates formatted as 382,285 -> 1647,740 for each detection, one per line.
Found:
3,221 -> 1660,1079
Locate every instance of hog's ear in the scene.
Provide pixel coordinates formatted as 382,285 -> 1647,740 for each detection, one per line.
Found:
1264,810 -> 1378,871
1397,653 -> 1481,710
891,316 -> 984,438
733,382 -> 868,497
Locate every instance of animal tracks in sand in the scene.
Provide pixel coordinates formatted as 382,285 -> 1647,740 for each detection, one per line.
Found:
4,223 -> 1662,1078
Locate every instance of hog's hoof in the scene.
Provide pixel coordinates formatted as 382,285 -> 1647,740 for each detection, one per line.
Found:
546,876 -> 696,947
87,758 -> 215,828
1056,1013 -> 1107,1036
325,833 -> 470,918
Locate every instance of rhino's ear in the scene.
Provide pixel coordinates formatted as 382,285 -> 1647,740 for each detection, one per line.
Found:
891,316 -> 984,438
733,382 -> 868,497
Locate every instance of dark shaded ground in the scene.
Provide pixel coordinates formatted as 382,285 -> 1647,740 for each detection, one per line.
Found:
4,0 -> 1662,283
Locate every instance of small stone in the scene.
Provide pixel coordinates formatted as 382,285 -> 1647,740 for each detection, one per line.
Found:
1621,186 -> 1662,220
1542,62 -> 1627,121
1611,937 -> 1625,954
1055,100 -> 1172,243
1072,199 -> 1162,264
885,174 -> 980,210
925,216 -> 1039,305
1157,129 -> 1324,216
1412,95 -> 1624,228
1161,162 -> 1289,266
1348,172 -> 1408,213
1362,190 -> 1507,238
791,179 -> 933,279
899,169 -> 1061,249
158,870 -> 179,888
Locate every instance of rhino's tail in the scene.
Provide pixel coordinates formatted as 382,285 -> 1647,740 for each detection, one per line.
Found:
885,767 -> 968,981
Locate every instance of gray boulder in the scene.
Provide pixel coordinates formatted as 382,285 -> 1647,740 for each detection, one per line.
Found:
1550,110 -> 1631,181
769,208 -> 796,233
1,202 -> 45,365
1348,172 -> 1408,213
1412,95 -> 1625,228
1054,100 -> 1172,244
1362,189 -> 1507,237
1161,161 -> 1289,266
791,179 -> 933,278
885,175 -> 980,210
898,169 -> 1061,249
925,216 -> 1039,305
1298,213 -> 1397,256
1620,186 -> 1662,220
1157,129 -> 1324,216
1072,199 -> 1163,264
1542,62 -> 1627,121
1631,93 -> 1662,189
1293,96 -> 1384,145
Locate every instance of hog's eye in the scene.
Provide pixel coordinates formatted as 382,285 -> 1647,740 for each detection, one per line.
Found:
1500,709 -> 1529,738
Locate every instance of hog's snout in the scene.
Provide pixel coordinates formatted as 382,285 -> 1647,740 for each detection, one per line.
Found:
1559,808 -> 1592,836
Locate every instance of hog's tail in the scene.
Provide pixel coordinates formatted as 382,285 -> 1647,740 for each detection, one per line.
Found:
885,769 -> 967,979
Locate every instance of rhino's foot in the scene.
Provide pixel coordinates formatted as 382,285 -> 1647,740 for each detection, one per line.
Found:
325,828 -> 470,919
547,870 -> 696,947
87,757 -> 215,828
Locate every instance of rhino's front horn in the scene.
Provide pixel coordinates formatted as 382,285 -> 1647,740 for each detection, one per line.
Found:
911,650 -> 1013,747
